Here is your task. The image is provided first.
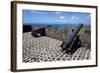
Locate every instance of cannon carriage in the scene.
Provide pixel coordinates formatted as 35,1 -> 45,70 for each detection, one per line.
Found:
60,24 -> 83,54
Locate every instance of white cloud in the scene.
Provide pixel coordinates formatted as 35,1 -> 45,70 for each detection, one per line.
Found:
71,15 -> 81,24
37,11 -> 46,14
56,19 -> 67,22
56,15 -> 68,22
76,17 -> 79,20
31,11 -> 47,14
62,19 -> 67,22
60,16 -> 65,19
31,11 -> 36,13
72,16 -> 80,21
55,11 -> 62,14
72,16 -> 75,20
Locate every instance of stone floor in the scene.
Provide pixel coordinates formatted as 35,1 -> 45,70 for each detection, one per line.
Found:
23,32 -> 91,63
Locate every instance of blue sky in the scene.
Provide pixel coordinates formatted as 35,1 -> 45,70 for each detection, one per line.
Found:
23,10 -> 91,25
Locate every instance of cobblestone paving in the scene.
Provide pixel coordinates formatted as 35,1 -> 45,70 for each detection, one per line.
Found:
23,32 -> 91,63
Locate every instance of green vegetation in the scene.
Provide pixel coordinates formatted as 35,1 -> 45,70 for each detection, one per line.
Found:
62,26 -> 91,49
46,25 -> 91,49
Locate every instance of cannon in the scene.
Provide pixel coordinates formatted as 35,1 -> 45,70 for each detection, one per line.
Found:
31,25 -> 51,37
60,23 -> 83,54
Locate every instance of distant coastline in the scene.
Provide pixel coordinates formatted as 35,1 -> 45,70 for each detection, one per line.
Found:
23,23 -> 91,29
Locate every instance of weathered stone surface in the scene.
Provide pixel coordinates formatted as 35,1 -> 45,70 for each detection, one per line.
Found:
23,32 -> 91,63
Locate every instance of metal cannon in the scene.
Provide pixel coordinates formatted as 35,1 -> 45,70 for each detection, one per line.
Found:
31,25 -> 51,37
60,23 -> 83,54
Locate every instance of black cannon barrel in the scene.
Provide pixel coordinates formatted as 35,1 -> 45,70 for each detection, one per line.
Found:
60,23 -> 83,49
31,25 -> 51,37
